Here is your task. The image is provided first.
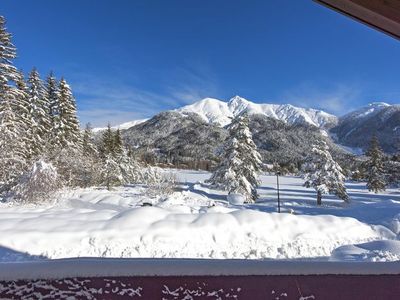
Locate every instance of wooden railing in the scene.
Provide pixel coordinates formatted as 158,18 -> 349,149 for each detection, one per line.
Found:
1,258 -> 399,299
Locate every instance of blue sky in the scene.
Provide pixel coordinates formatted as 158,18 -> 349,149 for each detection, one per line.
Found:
2,0 -> 400,126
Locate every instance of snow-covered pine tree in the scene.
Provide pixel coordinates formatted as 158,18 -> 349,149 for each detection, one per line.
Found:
113,129 -> 124,156
98,123 -> 114,158
15,70 -> 36,160
365,135 -> 386,193
46,71 -> 60,146
303,140 -> 349,205
0,16 -> 30,194
57,78 -> 81,148
27,68 -> 51,155
208,113 -> 262,202
82,123 -> 98,157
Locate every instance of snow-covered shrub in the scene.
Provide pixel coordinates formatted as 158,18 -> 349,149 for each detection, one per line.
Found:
143,167 -> 177,198
118,153 -> 143,184
12,160 -> 61,204
97,152 -> 143,190
99,154 -> 123,190
49,148 -> 96,188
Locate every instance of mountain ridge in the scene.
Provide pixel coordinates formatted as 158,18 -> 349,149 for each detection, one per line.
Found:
175,96 -> 337,128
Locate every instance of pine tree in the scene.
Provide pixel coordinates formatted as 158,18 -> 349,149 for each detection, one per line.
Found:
82,123 -> 97,157
113,129 -> 124,156
0,16 -> 30,193
27,68 -> 51,154
208,113 -> 262,202
303,140 -> 349,205
365,135 -> 386,193
99,123 -> 115,157
57,78 -> 81,148
15,70 -> 36,160
46,71 -> 60,146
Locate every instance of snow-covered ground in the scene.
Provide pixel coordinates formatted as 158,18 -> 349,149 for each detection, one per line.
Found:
0,170 -> 399,262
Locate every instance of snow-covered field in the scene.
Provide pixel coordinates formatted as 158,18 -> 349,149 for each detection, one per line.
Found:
0,170 -> 399,262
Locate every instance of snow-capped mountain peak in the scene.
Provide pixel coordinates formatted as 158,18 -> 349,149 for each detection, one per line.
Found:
176,96 -> 337,128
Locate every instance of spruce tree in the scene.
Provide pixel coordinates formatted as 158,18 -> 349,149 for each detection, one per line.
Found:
27,68 -> 51,154
99,123 -> 115,157
113,129 -> 124,156
46,71 -> 60,146
82,123 -> 98,157
303,140 -> 349,205
15,70 -> 36,160
0,16 -> 29,193
365,135 -> 386,193
58,78 -> 81,148
208,113 -> 262,202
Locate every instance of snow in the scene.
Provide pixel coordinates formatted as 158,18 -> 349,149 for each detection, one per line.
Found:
175,96 -> 337,128
0,170 -> 399,264
331,240 -> 400,262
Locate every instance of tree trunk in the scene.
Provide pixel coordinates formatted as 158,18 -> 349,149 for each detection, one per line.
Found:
317,191 -> 322,206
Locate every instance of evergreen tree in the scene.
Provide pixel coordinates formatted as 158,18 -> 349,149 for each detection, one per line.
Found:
82,123 -> 97,157
365,135 -> 386,193
0,16 -> 29,193
46,71 -> 60,145
113,129 -> 124,156
15,70 -> 36,160
99,123 -> 115,157
208,113 -> 262,202
303,140 -> 348,205
27,68 -> 51,154
57,78 -> 81,148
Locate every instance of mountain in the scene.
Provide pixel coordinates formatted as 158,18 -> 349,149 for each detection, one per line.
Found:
175,96 -> 337,128
331,103 -> 400,153
94,97 -> 399,164
122,110 -> 349,171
